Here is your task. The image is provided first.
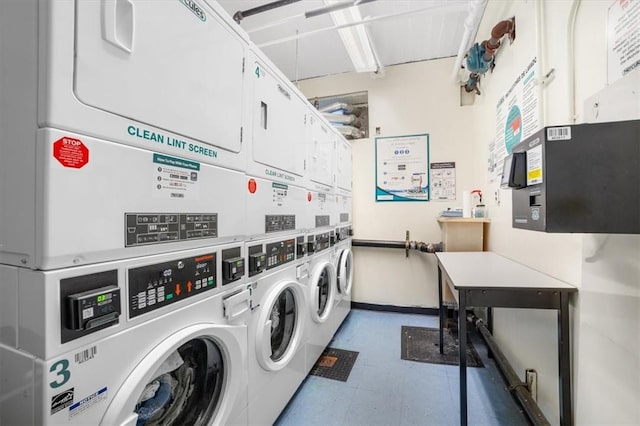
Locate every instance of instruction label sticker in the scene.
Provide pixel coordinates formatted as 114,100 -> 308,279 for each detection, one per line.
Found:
152,154 -> 201,200
527,144 -> 543,186
272,182 -> 288,207
69,387 -> 107,419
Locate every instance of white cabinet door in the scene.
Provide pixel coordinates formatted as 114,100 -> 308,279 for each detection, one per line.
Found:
336,138 -> 352,192
307,113 -> 334,188
74,0 -> 245,154
250,59 -> 306,177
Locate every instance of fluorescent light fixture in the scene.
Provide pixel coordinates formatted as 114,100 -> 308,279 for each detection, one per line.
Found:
325,0 -> 379,73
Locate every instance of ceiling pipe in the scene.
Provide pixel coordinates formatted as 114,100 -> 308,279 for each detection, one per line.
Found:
452,0 -> 487,83
306,0 -> 378,19
246,0 -> 377,34
233,0 -> 302,24
258,2 -> 467,48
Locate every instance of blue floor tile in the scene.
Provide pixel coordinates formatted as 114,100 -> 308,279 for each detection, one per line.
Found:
275,309 -> 528,426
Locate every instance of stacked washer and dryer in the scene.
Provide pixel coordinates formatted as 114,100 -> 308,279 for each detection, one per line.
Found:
1,2 -> 253,425
241,48 -> 311,426
304,112 -> 339,373
331,137 -> 355,337
0,1 -> 353,425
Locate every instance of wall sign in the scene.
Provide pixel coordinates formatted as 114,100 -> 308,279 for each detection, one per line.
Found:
608,0 -> 640,84
375,134 -> 429,202
489,56 -> 541,183
430,162 -> 456,200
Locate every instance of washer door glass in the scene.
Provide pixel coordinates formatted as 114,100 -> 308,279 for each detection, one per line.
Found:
134,338 -> 224,426
338,249 -> 353,294
315,266 -> 330,315
270,287 -> 298,362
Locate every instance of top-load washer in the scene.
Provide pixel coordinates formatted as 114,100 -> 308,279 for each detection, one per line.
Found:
244,48 -> 310,240
243,233 -> 309,425
0,243 -> 251,425
0,0 -> 250,270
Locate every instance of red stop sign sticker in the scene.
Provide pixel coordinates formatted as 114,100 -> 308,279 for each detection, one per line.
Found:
53,137 -> 89,169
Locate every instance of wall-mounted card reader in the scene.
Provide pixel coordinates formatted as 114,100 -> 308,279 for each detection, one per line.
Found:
67,285 -> 120,331
510,120 -> 639,233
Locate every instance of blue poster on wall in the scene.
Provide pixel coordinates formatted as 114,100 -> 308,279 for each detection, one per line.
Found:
375,134 -> 430,202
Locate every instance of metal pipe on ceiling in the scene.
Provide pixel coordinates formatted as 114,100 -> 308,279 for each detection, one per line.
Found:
246,0 -> 378,34
233,0 -> 302,24
304,0 -> 377,19
257,2 -> 467,48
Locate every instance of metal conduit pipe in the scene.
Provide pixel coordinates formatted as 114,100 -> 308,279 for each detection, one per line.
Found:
467,313 -> 552,426
233,0 -> 302,24
352,239 -> 443,254
305,0 -> 378,19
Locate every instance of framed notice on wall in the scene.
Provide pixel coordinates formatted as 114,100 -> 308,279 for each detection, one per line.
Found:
375,134 -> 429,202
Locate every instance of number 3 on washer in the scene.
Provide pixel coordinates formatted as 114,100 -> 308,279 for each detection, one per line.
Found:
49,359 -> 71,388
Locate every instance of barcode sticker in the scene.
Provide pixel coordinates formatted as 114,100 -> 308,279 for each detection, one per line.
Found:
547,127 -> 571,141
74,346 -> 97,364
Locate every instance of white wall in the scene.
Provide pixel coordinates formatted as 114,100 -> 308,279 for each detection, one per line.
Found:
472,2 -> 639,425
299,1 -> 639,424
300,58 -> 477,309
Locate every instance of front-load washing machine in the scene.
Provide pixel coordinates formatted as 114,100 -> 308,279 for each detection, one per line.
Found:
330,225 -> 354,336
0,0 -> 250,270
304,230 -> 337,373
0,244 -> 250,425
243,233 -> 309,425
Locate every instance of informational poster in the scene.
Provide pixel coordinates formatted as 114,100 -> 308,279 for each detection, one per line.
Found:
430,162 -> 456,200
375,134 -> 429,202
608,0 -> 640,84
489,57 -> 540,183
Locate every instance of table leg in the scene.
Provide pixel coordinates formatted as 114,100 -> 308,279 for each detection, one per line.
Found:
458,290 -> 467,426
558,291 -> 572,426
438,266 -> 444,354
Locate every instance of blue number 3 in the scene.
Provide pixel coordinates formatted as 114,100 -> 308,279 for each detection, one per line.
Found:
49,359 -> 70,388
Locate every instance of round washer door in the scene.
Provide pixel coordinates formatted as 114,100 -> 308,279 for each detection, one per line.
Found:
255,280 -> 307,371
309,260 -> 336,323
101,324 -> 245,426
337,248 -> 353,296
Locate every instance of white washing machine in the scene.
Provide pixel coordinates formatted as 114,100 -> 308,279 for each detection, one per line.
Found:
304,231 -> 338,373
331,225 -> 354,336
0,244 -> 251,425
243,234 -> 309,425
0,0 -> 250,270
330,135 -> 353,334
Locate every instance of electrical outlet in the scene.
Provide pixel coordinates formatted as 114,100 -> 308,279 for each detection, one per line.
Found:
525,369 -> 537,402
494,190 -> 500,206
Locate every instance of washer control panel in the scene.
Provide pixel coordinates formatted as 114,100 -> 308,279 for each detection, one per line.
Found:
128,253 -> 216,318
309,232 -> 330,253
266,238 -> 296,270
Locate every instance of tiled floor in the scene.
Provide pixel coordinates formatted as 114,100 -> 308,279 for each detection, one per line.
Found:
275,309 -> 528,426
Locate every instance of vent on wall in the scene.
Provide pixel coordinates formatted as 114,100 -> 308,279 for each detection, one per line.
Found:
310,91 -> 369,140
